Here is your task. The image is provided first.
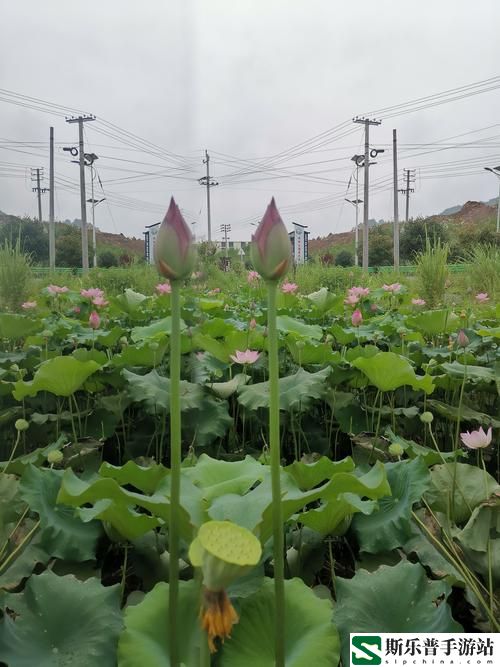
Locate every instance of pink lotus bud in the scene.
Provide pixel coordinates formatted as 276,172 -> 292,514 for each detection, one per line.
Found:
250,198 -> 292,281
457,330 -> 469,348
154,198 -> 197,281
89,310 -> 100,329
351,309 -> 363,327
249,318 -> 257,329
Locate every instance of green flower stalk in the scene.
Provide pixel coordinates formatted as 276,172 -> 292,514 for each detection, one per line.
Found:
154,197 -> 196,667
251,198 -> 292,667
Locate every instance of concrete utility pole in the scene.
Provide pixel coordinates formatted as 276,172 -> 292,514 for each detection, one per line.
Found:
31,168 -> 49,223
49,127 -> 55,270
65,115 -> 96,272
220,223 -> 231,250
399,168 -> 416,223
199,150 -> 218,242
393,129 -> 400,269
353,117 -> 382,271
484,166 -> 500,233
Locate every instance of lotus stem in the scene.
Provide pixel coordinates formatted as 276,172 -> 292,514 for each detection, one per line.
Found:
267,280 -> 285,667
169,280 -> 182,667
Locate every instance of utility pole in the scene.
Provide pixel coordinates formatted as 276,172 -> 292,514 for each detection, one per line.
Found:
199,150 -> 218,242
220,223 -> 231,271
393,129 -> 400,269
31,168 -> 49,223
65,114 -> 96,272
484,166 -> 500,233
49,127 -> 55,270
353,117 -> 382,271
398,169 -> 416,223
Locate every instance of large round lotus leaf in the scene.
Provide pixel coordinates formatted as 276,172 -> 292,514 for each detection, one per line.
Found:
334,560 -> 462,666
351,351 -> 435,394
219,577 -> 340,667
19,465 -> 102,562
0,571 -> 122,667
118,580 -> 201,667
198,520 -> 262,566
13,356 -> 101,400
352,457 -> 431,553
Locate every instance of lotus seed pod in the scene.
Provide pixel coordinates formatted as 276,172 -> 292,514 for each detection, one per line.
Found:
47,450 -> 63,464
250,198 -> 292,281
9,364 -> 20,373
420,411 -> 434,424
15,418 -> 29,432
388,443 -> 404,457
154,197 -> 197,281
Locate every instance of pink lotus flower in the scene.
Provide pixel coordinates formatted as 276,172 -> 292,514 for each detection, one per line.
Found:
349,286 -> 370,298
230,349 -> 260,365
460,426 -> 492,449
344,294 -> 359,306
412,298 -> 426,306
73,306 -> 81,314
249,318 -> 257,329
351,309 -> 363,327
383,283 -> 402,294
281,282 -> 298,294
47,284 -> 69,296
21,301 -> 37,309
89,311 -> 100,329
247,270 -> 260,284
92,296 -> 109,307
250,198 -> 292,281
154,197 -> 196,281
81,287 -> 104,299
475,292 -> 489,303
156,282 -> 172,295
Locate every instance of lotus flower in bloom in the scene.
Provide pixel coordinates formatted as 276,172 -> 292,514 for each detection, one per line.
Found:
351,309 -> 363,327
247,270 -> 260,284
250,198 -> 292,281
47,285 -> 69,296
349,286 -> 370,298
81,287 -> 104,299
156,282 -> 172,295
154,197 -> 196,281
412,298 -> 426,306
383,283 -> 402,293
92,296 -> 109,307
89,310 -> 100,329
475,292 -> 489,303
21,301 -> 37,309
344,294 -> 359,306
281,282 -> 298,294
460,426 -> 492,449
230,349 -> 260,364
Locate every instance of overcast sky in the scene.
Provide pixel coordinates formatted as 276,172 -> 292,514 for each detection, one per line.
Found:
1,0 -> 500,243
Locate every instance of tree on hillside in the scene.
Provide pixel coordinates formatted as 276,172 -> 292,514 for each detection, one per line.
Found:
335,250 -> 354,267
0,217 -> 49,263
400,218 -> 448,262
56,226 -> 83,267
358,226 -> 393,266
99,250 -> 118,267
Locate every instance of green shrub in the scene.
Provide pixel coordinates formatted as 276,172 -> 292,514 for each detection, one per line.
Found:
464,244 -> 500,299
415,237 -> 449,307
335,250 -> 354,267
0,237 -> 33,311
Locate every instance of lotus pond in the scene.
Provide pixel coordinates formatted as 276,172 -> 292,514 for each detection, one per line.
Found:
0,275 -> 499,666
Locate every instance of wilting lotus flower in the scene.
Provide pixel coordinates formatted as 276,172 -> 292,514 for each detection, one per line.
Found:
21,301 -> 37,309
81,287 -> 104,299
156,282 -> 172,295
412,298 -> 426,306
351,309 -> 363,327
230,349 -> 260,364
250,198 -> 292,281
92,296 -> 109,307
457,329 -> 469,348
475,292 -> 489,303
460,426 -> 492,449
47,285 -> 69,296
154,198 -> 197,281
89,310 -> 100,329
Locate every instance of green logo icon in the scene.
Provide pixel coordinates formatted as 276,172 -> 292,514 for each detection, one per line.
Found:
351,635 -> 382,665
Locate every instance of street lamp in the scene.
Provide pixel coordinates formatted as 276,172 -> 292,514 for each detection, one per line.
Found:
484,166 -> 500,233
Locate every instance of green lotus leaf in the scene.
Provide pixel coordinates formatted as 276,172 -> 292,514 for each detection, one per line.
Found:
439,361 -> 496,384
122,368 -> 204,414
13,356 -> 101,400
407,309 -> 460,335
286,335 -> 341,365
0,571 -> 122,667
99,460 -> 169,494
456,499 -> 500,586
19,465 -> 102,561
426,399 -> 500,428
351,351 -> 434,394
305,287 -> 339,313
0,313 -> 42,340
352,458 -> 431,552
192,332 -> 230,362
209,373 -> 250,399
111,340 -> 168,368
425,463 -> 500,524
276,315 -> 323,340
238,366 -> 331,412
219,577 -> 340,667
118,580 -> 201,667
131,316 -> 186,342
334,560 -> 462,665
183,454 -> 264,501
0,436 -> 66,476
284,456 -> 355,490
114,288 -> 148,314
183,396 -> 234,447
0,532 -> 50,591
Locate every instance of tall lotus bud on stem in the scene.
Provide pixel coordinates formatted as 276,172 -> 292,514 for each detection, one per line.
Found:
457,329 -> 469,348
154,197 -> 197,281
250,198 -> 292,281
